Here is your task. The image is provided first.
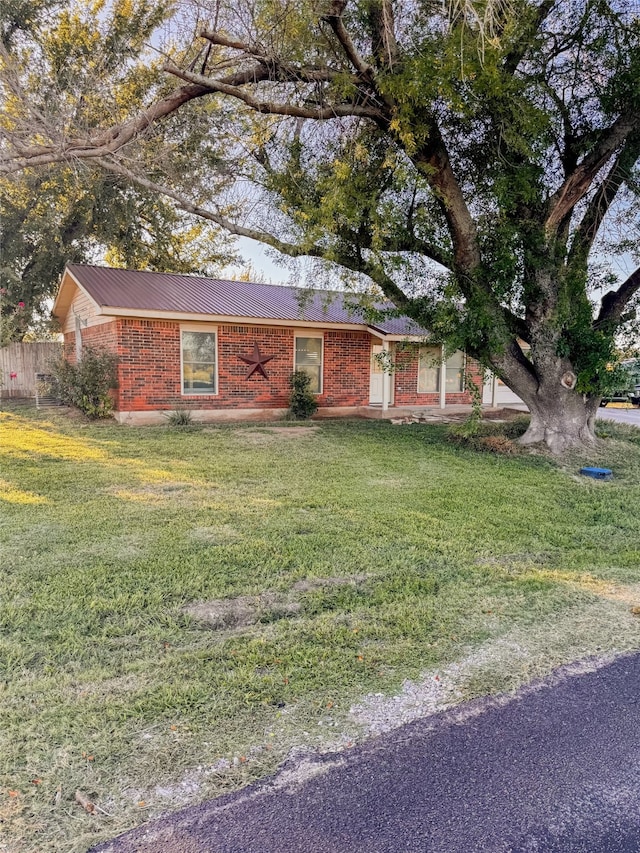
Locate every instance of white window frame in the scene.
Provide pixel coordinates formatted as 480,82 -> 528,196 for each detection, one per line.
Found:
444,349 -> 466,394
417,346 -> 466,395
294,333 -> 324,395
180,324 -> 218,396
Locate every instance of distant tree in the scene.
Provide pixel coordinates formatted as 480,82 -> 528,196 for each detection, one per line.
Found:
0,0 -> 236,339
0,169 -> 234,340
2,1 -> 640,452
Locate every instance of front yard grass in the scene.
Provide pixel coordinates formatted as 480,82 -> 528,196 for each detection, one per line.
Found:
1,407 -> 640,852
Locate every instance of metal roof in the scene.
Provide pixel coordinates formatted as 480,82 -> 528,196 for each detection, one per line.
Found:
63,264 -> 429,337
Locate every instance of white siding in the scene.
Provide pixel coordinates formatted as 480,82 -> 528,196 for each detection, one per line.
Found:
61,288 -> 111,333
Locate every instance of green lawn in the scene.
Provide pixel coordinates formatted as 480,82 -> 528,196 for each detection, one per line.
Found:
2,407 -> 640,852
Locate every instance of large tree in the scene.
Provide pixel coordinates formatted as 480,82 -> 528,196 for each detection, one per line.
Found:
2,1 -> 640,451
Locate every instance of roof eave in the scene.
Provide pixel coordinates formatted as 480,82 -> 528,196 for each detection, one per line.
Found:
95,305 -> 370,332
366,324 -> 430,341
52,266 -> 101,323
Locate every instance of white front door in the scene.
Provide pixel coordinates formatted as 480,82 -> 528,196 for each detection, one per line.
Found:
370,344 -> 384,404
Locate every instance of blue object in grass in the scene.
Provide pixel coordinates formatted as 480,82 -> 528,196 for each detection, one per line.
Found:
579,466 -> 613,480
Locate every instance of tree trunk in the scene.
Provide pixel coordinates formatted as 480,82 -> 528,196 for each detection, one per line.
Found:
517,386 -> 598,454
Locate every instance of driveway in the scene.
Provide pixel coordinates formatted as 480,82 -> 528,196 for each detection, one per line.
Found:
597,406 -> 640,427
92,652 -> 640,853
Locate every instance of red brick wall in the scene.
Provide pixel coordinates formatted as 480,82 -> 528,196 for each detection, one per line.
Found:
62,322 -> 119,363
63,319 -> 483,412
319,330 -> 370,407
112,320 -> 372,412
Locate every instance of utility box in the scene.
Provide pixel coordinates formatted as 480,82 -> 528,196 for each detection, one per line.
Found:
579,467 -> 613,480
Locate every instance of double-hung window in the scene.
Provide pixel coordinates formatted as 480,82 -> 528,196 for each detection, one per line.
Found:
417,346 -> 442,393
418,347 -> 464,393
294,335 -> 323,393
181,328 -> 217,395
443,349 -> 465,392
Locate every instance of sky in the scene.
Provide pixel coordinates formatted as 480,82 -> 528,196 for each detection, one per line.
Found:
226,237 -> 638,291
224,238 -> 290,284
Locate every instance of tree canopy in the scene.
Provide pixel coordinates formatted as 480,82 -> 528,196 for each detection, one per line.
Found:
1,0 -> 640,450
0,0 -> 235,340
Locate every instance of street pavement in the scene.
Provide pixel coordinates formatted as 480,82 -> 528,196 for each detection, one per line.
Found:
92,652 -> 640,853
597,406 -> 640,427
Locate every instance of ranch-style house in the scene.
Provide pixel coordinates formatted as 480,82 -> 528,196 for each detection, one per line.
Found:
53,264 -> 492,424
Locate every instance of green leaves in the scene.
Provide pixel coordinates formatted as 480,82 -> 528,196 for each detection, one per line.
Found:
51,345 -> 118,418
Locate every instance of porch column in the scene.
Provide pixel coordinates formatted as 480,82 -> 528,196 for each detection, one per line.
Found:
491,373 -> 498,408
382,340 -> 390,411
439,346 -> 446,409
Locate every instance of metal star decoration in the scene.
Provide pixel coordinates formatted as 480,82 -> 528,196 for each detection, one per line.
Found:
238,343 -> 275,379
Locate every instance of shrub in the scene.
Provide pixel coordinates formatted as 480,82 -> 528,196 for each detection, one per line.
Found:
289,370 -> 318,419
448,417 -> 527,455
50,347 -> 118,419
477,435 -> 518,455
164,408 -> 194,427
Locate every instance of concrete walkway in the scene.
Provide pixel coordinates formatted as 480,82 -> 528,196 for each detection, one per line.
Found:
92,652 -> 640,853
597,406 -> 640,427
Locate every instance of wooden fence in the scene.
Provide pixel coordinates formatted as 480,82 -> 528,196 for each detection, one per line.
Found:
0,342 -> 62,398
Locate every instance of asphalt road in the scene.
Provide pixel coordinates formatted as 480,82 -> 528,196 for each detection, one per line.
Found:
92,653 -> 640,853
596,406 -> 640,426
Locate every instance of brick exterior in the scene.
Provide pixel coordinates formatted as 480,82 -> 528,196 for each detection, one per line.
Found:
63,318 -> 483,415
63,321 -> 118,362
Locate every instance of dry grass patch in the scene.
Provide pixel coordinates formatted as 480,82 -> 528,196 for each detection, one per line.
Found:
266,426 -> 319,436
185,576 -> 372,631
185,593 -> 301,630
239,425 -> 319,445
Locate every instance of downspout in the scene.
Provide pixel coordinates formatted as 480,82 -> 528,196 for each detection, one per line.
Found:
75,316 -> 85,362
382,339 -> 390,411
439,345 -> 446,410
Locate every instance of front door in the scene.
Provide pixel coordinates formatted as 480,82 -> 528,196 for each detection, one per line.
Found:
370,344 -> 384,404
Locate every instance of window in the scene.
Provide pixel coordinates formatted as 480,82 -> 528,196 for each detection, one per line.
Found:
418,346 -> 441,393
444,349 -> 465,392
418,347 -> 464,393
295,336 -> 323,393
181,329 -> 217,395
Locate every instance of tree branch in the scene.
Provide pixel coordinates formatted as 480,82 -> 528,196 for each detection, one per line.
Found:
322,5 -> 375,79
0,60 -> 293,174
390,234 -> 451,271
594,266 -> 640,330
199,30 -> 264,56
367,0 -> 400,70
0,82 -> 212,172
320,3 -> 396,114
91,157 -> 414,311
570,132 -> 640,264
502,0 -> 556,75
163,62 -> 384,120
545,110 -> 640,235
410,123 -> 481,276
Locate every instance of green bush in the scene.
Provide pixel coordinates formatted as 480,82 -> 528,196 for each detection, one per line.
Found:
50,347 -> 118,419
448,416 -> 529,454
288,370 -> 318,419
164,408 -> 194,427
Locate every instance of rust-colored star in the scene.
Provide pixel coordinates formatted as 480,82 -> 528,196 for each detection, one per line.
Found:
238,343 -> 275,379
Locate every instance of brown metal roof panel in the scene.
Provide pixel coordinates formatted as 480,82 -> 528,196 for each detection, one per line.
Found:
374,315 -> 429,336
65,264 -> 430,335
67,265 -> 363,323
